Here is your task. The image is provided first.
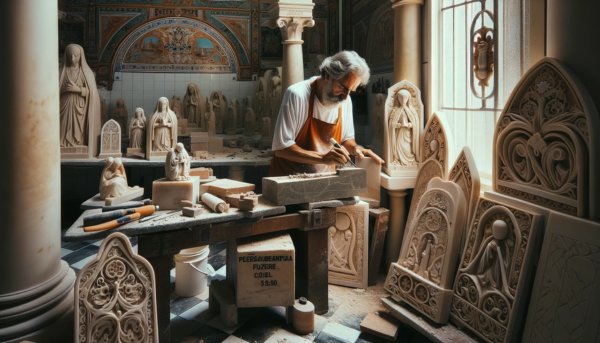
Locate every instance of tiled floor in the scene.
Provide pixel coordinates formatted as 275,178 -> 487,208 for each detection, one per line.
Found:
62,238 -> 431,343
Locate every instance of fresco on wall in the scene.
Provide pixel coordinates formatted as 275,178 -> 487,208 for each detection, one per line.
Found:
114,17 -> 238,74
260,26 -> 283,61
302,19 -> 328,59
368,9 -> 394,65
353,23 -> 367,60
59,21 -> 85,55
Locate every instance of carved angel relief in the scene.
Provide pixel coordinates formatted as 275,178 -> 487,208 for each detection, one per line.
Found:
328,202 -> 369,289
75,232 -> 158,343
450,198 -> 541,343
494,58 -> 599,220
385,178 -> 466,324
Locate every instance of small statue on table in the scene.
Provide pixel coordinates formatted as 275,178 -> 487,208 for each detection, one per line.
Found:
100,157 -> 140,199
166,143 -> 191,181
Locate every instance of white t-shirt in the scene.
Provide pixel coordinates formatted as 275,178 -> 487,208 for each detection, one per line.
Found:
272,77 -> 355,151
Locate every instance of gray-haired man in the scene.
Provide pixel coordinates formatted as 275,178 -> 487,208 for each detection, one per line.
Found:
269,51 -> 384,177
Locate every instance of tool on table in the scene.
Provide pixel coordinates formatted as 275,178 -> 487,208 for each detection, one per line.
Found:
139,209 -> 180,223
101,199 -> 152,212
84,213 -> 141,232
329,138 -> 357,167
84,205 -> 159,226
152,210 -> 181,222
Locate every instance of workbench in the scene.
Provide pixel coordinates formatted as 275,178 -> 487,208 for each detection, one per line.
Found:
63,196 -> 354,343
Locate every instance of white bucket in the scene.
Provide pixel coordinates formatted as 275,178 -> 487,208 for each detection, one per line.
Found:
174,245 -> 210,297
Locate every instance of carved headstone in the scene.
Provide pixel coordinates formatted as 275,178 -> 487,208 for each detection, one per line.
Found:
146,97 -> 178,161
384,178 -> 466,323
210,90 -> 227,134
244,108 -> 256,137
328,201 -> 369,289
75,232 -> 158,343
493,58 -> 600,221
60,44 -> 101,159
383,80 -> 423,177
98,119 -> 123,159
404,112 -> 453,236
449,147 -> 481,241
522,212 -> 600,343
112,98 -> 128,136
450,197 -> 542,343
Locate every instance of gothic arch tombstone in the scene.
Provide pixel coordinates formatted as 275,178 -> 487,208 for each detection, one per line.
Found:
493,57 -> 600,220
99,119 -> 123,159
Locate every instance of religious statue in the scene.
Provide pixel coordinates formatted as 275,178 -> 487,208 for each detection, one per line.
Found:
59,43 -> 101,158
270,76 -> 282,126
171,95 -> 183,119
166,143 -> 191,181
211,91 -> 225,134
205,100 -> 216,136
261,117 -> 272,138
472,220 -> 513,299
99,157 -> 140,199
242,96 -> 252,123
183,83 -> 205,128
147,97 -> 178,154
244,108 -> 256,137
226,106 -> 236,135
473,32 -> 494,87
231,98 -> 242,129
112,98 -> 128,134
129,108 -> 146,149
256,80 -> 266,131
388,89 -> 418,166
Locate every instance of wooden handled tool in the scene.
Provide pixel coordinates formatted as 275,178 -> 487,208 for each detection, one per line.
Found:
84,213 -> 141,232
84,205 -> 158,226
329,138 -> 357,167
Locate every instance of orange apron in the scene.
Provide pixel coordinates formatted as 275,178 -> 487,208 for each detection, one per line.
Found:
269,81 -> 343,177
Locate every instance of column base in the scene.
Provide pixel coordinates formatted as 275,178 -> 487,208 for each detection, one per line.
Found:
0,261 -> 76,342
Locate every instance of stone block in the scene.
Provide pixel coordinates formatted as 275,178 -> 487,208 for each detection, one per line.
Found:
224,192 -> 255,207
209,137 -> 224,153
238,194 -> 258,211
206,179 -> 255,197
356,157 -> 381,207
360,312 -> 400,341
189,167 -> 211,179
152,176 -> 200,210
262,167 -> 367,205
231,232 -> 295,308
191,142 -> 209,152
182,207 -> 203,217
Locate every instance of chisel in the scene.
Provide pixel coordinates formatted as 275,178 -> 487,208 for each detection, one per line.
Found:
329,138 -> 357,167
84,213 -> 141,232
83,205 -> 159,226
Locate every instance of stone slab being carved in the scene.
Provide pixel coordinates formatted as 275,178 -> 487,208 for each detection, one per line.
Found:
99,157 -> 142,206
328,201 -> 369,289
98,119 -> 123,159
146,97 -> 178,161
385,178 -> 466,324
371,93 -> 386,157
262,167 -> 367,206
383,80 -> 424,177
404,112 -> 453,236
60,44 -> 101,159
112,98 -> 128,137
74,232 -> 158,343
448,147 -> 480,245
522,212 -> 600,343
183,83 -> 205,129
450,197 -> 543,343
493,57 -> 600,221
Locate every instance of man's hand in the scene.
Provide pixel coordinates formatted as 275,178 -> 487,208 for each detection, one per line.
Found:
322,147 -> 350,166
354,146 -> 384,164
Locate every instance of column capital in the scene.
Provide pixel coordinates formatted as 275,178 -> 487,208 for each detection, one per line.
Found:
268,1 -> 315,42
390,0 -> 424,9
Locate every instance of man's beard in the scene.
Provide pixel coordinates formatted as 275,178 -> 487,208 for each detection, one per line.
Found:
321,81 -> 343,111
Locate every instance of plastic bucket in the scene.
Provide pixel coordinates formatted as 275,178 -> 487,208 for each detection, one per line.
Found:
173,245 -> 210,297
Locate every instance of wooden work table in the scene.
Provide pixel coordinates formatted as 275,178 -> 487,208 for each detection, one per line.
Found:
63,198 -> 354,343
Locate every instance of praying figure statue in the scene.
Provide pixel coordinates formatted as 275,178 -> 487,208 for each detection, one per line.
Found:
128,108 -> 146,149
226,106 -> 236,135
59,43 -> 101,155
183,83 -> 204,127
388,89 -> 418,166
212,91 -> 224,134
112,98 -> 128,135
244,108 -> 255,136
171,95 -> 183,119
261,117 -> 272,138
147,97 -> 178,152
165,143 -> 191,181
100,157 -> 140,199
205,100 -> 216,136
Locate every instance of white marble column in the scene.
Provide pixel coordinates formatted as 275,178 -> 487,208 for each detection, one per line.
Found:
269,0 -> 315,93
391,0 -> 424,87
0,1 -> 75,342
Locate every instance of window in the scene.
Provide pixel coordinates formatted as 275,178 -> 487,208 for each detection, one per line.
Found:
433,0 -> 529,180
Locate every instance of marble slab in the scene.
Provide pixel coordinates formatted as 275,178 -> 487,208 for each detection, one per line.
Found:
262,168 -> 367,206
64,195 -> 286,242
81,193 -> 146,210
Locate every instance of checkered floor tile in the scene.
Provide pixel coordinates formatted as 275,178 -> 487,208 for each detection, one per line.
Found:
61,239 -> 430,343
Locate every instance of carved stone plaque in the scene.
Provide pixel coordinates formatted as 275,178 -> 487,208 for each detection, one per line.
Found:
450,198 -> 542,343
522,212 -> 600,343
74,232 -> 158,343
328,201 -> 369,289
448,147 -> 480,236
98,119 -> 122,158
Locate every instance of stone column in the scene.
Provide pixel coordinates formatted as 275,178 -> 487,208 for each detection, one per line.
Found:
269,0 -> 315,93
0,1 -> 75,342
383,189 -> 408,270
391,0 -> 424,87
